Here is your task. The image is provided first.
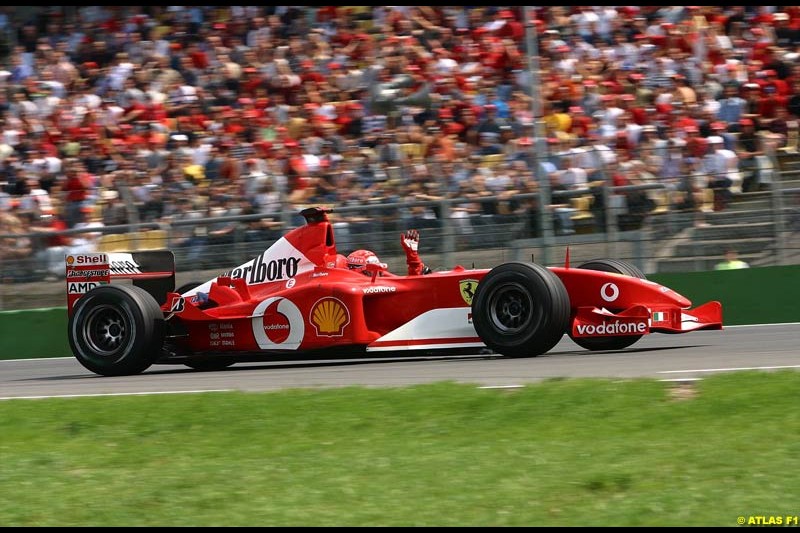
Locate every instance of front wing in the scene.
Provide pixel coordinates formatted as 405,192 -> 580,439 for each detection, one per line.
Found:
571,301 -> 723,337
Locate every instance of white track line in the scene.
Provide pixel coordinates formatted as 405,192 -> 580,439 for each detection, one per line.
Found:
0,356 -> 74,363
658,364 -> 800,374
0,389 -> 232,401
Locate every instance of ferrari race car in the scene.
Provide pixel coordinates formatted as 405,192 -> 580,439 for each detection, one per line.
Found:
66,207 -> 723,376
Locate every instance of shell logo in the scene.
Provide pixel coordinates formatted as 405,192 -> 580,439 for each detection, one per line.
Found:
66,256 -> 75,265
310,297 -> 350,337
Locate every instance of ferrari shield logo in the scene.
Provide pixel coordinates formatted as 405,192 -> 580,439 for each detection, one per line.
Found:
459,279 -> 478,306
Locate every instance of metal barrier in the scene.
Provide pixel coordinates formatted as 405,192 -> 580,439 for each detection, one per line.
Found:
2,159 -> 800,311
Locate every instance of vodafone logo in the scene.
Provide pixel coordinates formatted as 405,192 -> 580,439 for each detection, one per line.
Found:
251,297 -> 304,350
576,321 -> 647,336
263,304 -> 290,343
600,282 -> 619,302
362,286 -> 396,294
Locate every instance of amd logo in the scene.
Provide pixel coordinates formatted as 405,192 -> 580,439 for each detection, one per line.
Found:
67,281 -> 108,294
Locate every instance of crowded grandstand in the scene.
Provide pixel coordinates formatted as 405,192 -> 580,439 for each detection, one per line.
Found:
0,6 -> 799,282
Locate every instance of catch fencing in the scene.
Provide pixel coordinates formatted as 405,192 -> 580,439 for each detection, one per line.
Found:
2,152 -> 799,311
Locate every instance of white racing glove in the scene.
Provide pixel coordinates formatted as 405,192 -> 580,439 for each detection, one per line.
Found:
401,229 -> 429,275
401,229 -> 420,253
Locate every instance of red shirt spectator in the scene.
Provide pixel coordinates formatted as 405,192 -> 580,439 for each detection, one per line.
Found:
568,106 -> 593,138
684,127 -> 707,158
494,10 -> 524,42
757,89 -> 788,119
299,60 -> 326,84
63,168 -> 89,203
764,70 -> 791,96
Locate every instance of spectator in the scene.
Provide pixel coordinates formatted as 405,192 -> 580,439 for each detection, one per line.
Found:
60,159 -> 92,228
168,196 -> 205,258
715,249 -> 750,270
736,118 -> 765,192
0,209 -> 34,281
67,205 -> 104,255
100,189 -> 128,226
787,79 -> 800,119
702,136 -> 736,209
716,82 -> 747,124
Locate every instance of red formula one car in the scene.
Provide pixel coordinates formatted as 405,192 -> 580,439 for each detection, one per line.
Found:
65,207 -> 723,376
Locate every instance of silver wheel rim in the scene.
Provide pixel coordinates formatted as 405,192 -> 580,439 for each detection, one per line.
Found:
487,282 -> 534,334
82,304 -> 132,356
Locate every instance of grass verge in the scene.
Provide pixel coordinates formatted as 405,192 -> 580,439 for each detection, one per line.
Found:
1,372 -> 798,526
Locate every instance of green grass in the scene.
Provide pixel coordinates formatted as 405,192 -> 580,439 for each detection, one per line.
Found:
2,372 -> 799,526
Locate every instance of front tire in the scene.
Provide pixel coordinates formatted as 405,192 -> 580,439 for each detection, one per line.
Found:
575,258 -> 645,279
570,258 -> 646,351
472,262 -> 570,357
68,285 -> 165,376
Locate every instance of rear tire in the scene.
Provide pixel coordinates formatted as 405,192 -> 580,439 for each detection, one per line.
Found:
570,259 -> 646,351
68,285 -> 165,376
472,262 -> 570,357
176,281 -> 203,294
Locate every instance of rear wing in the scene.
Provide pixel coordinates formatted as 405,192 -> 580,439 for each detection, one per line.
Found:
66,251 -> 175,315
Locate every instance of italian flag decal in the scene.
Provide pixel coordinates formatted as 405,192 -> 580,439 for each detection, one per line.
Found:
652,312 -> 666,322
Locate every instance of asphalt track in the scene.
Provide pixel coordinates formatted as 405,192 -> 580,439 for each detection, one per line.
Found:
1,324 -> 798,400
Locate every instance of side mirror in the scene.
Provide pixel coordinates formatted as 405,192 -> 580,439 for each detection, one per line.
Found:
364,261 -> 389,281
